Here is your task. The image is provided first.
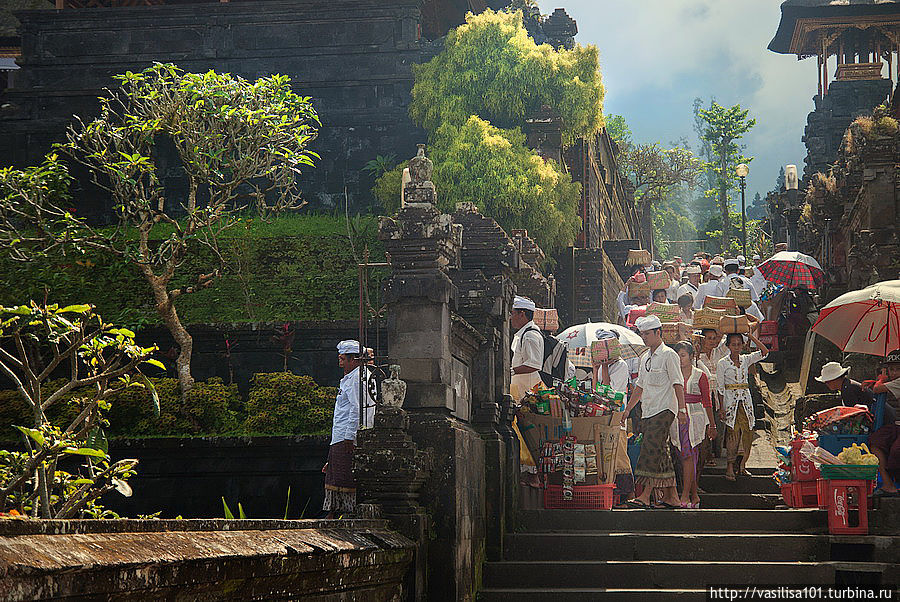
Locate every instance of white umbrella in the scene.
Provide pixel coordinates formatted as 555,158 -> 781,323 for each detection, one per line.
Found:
556,322 -> 647,368
811,280 -> 900,356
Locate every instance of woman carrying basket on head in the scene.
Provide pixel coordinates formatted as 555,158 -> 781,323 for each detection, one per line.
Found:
669,341 -> 715,508
716,330 -> 769,481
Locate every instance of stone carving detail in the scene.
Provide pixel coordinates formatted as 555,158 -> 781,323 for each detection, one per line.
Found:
380,365 -> 407,408
403,144 -> 437,205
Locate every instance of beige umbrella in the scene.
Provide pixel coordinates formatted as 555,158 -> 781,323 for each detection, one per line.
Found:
811,280 -> 900,356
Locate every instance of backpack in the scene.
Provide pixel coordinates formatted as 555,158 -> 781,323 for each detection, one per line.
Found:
524,326 -> 569,386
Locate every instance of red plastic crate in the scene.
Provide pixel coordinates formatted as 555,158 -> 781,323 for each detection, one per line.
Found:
759,334 -> 779,351
780,483 -> 794,507
760,320 -> 778,336
790,440 -> 820,482
825,479 -> 870,535
544,484 -> 615,510
817,477 -> 873,509
782,480 -> 818,508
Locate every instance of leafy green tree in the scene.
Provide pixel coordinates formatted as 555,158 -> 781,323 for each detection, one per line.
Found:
697,102 -> 755,253
703,211 -> 771,258
409,9 -> 603,145
605,114 -> 632,149
375,116 -> 582,251
0,302 -> 159,518
376,10 -> 602,252
0,63 -> 320,395
612,115 -> 703,257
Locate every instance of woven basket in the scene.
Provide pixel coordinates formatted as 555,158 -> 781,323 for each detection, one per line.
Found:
719,315 -> 750,334
647,271 -> 669,290
693,308 -> 726,330
533,308 -> 559,332
628,280 -> 651,299
591,339 -> 621,365
647,302 -> 679,323
704,296 -> 738,313
726,286 -> 752,308
626,249 -> 651,266
662,322 -> 691,344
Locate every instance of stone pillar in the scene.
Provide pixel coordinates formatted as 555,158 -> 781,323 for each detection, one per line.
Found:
354,395 -> 432,601
451,202 -> 521,562
377,153 -> 489,601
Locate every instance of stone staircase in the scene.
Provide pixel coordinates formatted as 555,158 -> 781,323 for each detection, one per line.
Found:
479,506 -> 898,600
480,459 -> 899,602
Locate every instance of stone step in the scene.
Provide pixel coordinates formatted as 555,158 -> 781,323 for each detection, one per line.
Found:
698,474 -> 780,494
502,533 -> 900,563
702,466 -> 772,476
698,493 -> 781,509
479,587 -> 707,601
515,509 -> 823,533
482,561 -> 890,590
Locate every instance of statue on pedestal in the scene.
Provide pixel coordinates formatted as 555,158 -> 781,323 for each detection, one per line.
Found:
403,144 -> 437,205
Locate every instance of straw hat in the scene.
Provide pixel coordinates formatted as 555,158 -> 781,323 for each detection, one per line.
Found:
814,361 -> 850,383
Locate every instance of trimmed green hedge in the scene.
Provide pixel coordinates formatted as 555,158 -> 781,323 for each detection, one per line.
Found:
0,214 -> 387,329
0,373 -> 337,440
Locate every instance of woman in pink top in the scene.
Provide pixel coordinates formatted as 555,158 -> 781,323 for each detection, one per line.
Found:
670,341 -> 715,508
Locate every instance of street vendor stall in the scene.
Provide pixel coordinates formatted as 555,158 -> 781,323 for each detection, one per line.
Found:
516,378 -> 630,509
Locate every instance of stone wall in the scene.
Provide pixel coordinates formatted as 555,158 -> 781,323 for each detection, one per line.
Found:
803,79 -> 893,182
554,246 -> 626,327
101,436 -> 331,519
0,518 -> 413,600
1,0 -> 433,216
806,107 -> 900,289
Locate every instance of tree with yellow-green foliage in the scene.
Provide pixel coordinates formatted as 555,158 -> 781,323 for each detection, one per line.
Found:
375,9 -> 604,252
375,116 -> 582,251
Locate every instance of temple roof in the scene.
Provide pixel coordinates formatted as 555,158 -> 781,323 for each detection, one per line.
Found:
769,0 -> 900,54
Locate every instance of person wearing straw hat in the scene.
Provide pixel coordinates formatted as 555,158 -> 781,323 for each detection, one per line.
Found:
619,315 -> 686,509
322,340 -> 374,518
816,362 -> 894,423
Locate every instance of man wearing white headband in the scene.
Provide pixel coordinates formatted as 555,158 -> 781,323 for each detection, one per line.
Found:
322,339 -> 375,518
510,296 -> 544,400
620,315 -> 687,509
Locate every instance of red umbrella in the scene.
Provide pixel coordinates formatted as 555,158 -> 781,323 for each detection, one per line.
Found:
756,251 -> 825,290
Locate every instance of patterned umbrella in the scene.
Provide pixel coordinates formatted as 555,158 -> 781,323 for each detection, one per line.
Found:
756,251 -> 825,290
555,322 -> 647,368
811,280 -> 900,356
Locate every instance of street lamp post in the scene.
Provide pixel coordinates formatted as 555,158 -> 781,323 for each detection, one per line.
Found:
784,164 -> 799,251
736,163 -> 749,258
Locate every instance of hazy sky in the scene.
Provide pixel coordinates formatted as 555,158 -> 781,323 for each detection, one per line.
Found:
537,0 -> 817,204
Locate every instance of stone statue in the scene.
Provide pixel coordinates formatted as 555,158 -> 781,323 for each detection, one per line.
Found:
403,144 -> 437,205
380,364 -> 407,408
408,144 -> 433,183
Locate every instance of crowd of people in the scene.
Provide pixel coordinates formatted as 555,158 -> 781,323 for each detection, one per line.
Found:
510,247 -> 899,508
322,249 -> 899,518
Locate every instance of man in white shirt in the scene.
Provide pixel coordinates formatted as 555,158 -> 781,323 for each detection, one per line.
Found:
677,265 -> 702,305
693,264 -> 724,309
322,339 -> 375,518
714,259 -> 760,301
620,315 -> 687,509
510,295 -> 544,400
715,259 -> 765,320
